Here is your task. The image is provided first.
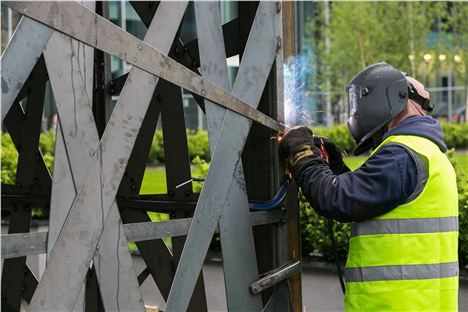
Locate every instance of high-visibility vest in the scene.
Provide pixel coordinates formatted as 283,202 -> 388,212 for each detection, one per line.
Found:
344,135 -> 459,311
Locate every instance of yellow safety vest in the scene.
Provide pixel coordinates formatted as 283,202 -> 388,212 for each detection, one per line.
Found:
344,135 -> 459,311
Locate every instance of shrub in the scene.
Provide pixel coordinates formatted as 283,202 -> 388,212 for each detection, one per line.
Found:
447,149 -> 468,268
300,193 -> 349,261
1,133 -> 18,184
187,130 -> 211,162
441,123 -> 468,150
148,131 -> 165,164
314,124 -> 356,153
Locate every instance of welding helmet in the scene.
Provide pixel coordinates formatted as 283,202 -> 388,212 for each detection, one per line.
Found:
346,62 -> 408,155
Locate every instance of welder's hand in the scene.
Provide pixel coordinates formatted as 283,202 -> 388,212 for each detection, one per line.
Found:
313,136 -> 350,174
278,126 -> 321,180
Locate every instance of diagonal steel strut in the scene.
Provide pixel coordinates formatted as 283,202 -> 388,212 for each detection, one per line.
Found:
4,1 -> 281,132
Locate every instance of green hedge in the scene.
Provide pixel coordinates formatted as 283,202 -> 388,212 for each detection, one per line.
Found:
315,122 -> 468,153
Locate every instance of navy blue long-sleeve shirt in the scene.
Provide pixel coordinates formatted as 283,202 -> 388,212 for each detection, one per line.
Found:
297,116 -> 447,223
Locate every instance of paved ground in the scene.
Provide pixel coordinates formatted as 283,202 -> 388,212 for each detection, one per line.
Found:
134,257 -> 468,311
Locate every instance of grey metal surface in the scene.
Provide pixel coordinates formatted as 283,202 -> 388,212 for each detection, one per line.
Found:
26,2 -> 188,310
5,1 -> 280,132
195,2 -> 263,310
1,231 -> 47,259
251,262 -> 301,294
0,17 -> 52,121
166,3 -> 281,311
44,24 -> 145,312
262,281 -> 291,312
1,211 -> 284,260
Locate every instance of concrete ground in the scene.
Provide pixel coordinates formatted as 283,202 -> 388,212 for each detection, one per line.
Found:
134,257 -> 468,311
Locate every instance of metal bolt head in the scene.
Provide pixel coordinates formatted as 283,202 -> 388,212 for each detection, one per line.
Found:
58,71 -> 63,77
40,300 -> 45,306
89,148 -> 95,157
201,90 -> 206,97
137,44 -> 143,51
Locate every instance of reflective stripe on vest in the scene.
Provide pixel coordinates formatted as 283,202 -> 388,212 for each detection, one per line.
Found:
351,216 -> 459,236
345,261 -> 459,283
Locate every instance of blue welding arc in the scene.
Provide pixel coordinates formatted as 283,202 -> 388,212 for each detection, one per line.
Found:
249,181 -> 290,210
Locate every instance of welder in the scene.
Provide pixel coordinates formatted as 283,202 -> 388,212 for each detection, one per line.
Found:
279,62 -> 459,311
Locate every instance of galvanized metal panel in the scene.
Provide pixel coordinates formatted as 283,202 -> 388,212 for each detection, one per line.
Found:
4,1 -> 279,131
166,3 -> 281,311
0,17 -> 52,121
27,2 -> 188,310
194,2 -> 262,310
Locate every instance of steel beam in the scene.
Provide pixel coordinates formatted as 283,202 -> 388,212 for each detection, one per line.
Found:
1,210 -> 284,260
194,2 -> 262,310
5,1 -> 279,131
0,17 -> 52,121
165,3 -> 281,311
26,2 -> 188,310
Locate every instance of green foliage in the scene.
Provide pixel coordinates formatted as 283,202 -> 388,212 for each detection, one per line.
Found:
148,131 -> 165,164
314,124 -> 356,153
441,122 -> 468,150
308,2 -> 466,98
315,122 -> 468,153
192,155 -> 209,193
300,193 -> 349,260
447,149 -> 468,267
147,130 -> 211,164
1,133 -> 18,184
187,130 -> 211,162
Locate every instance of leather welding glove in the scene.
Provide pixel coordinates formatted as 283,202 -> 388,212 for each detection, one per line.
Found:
313,136 -> 350,174
278,126 -> 321,180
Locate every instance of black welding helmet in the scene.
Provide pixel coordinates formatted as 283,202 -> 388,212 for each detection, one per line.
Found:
346,62 -> 408,155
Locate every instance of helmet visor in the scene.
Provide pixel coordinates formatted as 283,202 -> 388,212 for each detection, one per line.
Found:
346,84 -> 360,129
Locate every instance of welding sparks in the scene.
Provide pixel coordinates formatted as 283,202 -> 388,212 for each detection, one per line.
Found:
283,55 -> 317,129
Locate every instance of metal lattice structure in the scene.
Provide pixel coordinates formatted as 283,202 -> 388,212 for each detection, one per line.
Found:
1,1 -> 301,311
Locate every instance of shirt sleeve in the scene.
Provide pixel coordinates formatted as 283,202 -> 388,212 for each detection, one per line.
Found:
297,144 -> 419,222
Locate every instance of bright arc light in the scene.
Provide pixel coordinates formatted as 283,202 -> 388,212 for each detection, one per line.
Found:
439,54 -> 447,61
454,54 -> 462,63
423,53 -> 432,62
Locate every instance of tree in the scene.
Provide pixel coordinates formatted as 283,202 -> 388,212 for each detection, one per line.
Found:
305,2 -> 467,123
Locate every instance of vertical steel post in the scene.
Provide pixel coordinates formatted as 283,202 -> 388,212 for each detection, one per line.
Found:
282,2 -> 303,311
